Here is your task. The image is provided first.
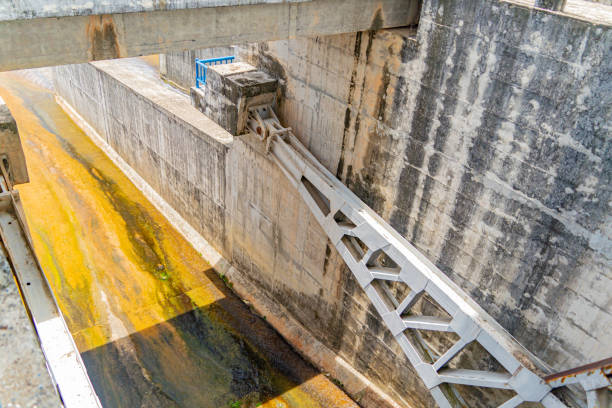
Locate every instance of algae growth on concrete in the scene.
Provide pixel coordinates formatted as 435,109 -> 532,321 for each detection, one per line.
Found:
0,72 -> 357,408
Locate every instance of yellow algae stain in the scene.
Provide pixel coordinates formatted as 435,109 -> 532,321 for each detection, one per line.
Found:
140,54 -> 160,71
0,73 -> 217,352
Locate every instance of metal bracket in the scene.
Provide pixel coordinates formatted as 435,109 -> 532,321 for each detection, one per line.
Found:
247,105 -> 291,153
247,104 -> 611,408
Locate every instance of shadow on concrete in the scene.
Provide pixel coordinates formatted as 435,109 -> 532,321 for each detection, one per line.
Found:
81,268 -> 322,408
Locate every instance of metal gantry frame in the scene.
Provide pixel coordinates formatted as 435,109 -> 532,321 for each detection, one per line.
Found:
246,105 -> 612,408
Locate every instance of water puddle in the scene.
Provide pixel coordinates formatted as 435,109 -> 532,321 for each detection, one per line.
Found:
0,71 -> 356,408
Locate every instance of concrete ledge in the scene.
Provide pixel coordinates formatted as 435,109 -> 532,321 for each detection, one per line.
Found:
0,238 -> 61,407
504,0 -> 612,26
0,0 -> 311,22
90,59 -> 233,147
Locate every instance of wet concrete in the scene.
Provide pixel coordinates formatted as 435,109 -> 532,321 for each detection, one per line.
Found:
0,72 -> 357,408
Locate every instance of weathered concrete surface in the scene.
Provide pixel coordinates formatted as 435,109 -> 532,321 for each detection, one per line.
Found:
0,96 -> 29,184
191,63 -> 278,135
158,0 -> 611,406
535,0 -> 567,11
0,0 -> 308,21
0,102 -> 58,405
0,247 -> 62,408
53,58 -> 405,408
2,68 -> 358,408
0,0 -> 420,72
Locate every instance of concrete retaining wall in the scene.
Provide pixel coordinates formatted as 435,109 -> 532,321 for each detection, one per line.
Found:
53,60 -> 231,252
159,0 -> 612,405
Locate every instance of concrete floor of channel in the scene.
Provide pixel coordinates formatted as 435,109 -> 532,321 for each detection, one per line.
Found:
0,63 -> 357,408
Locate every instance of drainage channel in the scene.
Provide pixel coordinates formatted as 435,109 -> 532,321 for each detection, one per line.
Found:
0,71 -> 357,408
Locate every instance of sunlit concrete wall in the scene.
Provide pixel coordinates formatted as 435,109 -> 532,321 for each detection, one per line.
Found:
53,61 -> 231,252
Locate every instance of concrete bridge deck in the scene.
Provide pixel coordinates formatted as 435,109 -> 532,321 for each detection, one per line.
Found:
0,0 -> 419,72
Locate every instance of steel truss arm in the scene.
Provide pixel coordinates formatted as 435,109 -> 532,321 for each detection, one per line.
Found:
247,105 -> 611,408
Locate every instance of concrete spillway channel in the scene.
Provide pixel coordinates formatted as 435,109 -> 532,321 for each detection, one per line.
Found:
0,69 -> 356,407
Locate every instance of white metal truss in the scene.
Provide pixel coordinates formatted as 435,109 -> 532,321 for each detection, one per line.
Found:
247,105 -> 612,408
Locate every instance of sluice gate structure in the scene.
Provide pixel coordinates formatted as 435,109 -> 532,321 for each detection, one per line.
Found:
1,0 -> 611,407
189,60 -> 612,407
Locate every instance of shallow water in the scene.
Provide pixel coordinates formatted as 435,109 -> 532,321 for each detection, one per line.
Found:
0,72 -> 356,408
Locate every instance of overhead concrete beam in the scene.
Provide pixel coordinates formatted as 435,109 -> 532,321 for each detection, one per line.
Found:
0,0 -> 309,21
0,0 -> 420,72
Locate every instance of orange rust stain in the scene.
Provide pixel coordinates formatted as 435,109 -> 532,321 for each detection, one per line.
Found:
86,15 -> 121,61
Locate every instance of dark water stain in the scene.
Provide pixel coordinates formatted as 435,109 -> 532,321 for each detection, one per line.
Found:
410,24 -> 487,245
336,32 -> 364,181
341,31 -> 390,212
370,9 -> 384,31
375,63 -> 391,123
388,19 -> 457,235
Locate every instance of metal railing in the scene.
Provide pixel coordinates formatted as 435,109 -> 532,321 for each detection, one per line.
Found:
195,56 -> 235,88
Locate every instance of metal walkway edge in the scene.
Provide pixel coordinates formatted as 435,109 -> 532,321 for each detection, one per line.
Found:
246,104 -> 612,408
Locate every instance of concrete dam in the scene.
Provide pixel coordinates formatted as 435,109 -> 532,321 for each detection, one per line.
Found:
0,1 -> 610,408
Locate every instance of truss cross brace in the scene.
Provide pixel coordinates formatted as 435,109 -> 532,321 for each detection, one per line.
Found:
247,105 -> 611,408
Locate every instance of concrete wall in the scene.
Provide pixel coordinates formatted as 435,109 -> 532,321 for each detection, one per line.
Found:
161,47 -> 235,92
54,0 -> 611,405
0,0 -> 309,21
159,0 -> 612,404
0,96 -> 28,185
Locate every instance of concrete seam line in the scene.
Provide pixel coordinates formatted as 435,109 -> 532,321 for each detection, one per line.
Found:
54,94 -> 404,408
